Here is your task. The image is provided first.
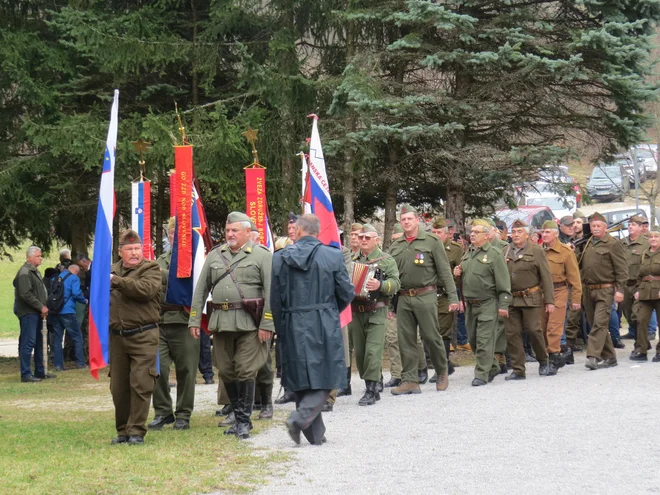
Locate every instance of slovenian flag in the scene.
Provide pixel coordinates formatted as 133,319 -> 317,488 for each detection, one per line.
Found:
264,212 -> 274,252
88,90 -> 119,379
307,114 -> 351,326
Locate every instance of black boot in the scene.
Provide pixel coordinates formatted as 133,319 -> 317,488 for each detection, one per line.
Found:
337,366 -> 352,396
274,388 -> 295,405
257,383 -> 273,420
444,340 -> 456,375
358,380 -> 379,406
539,360 -> 557,376
377,375 -> 384,393
384,376 -> 401,387
550,352 -> 566,369
235,380 -> 255,439
418,367 -> 429,385
561,346 -> 574,365
222,381 -> 240,434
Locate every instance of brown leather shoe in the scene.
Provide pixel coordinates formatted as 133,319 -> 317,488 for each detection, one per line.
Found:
436,371 -> 449,391
391,382 -> 422,395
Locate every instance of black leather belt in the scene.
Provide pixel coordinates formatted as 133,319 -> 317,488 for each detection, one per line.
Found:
112,323 -> 158,337
465,298 -> 490,306
207,301 -> 243,311
351,301 -> 388,313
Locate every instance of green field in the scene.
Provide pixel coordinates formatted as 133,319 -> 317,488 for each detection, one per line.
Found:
0,245 -> 61,339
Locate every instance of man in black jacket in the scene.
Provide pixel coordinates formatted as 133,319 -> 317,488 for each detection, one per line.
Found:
271,214 -> 354,445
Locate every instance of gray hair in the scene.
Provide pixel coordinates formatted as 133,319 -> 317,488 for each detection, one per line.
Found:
239,221 -> 251,230
26,246 -> 41,259
296,214 -> 321,237
59,248 -> 71,258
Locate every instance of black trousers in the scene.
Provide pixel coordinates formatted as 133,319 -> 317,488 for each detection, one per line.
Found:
198,330 -> 214,380
290,389 -> 331,445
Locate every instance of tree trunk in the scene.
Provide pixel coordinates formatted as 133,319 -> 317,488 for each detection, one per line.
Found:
70,222 -> 88,256
382,179 -> 398,251
155,171 -> 166,256
445,171 -> 466,238
342,15 -> 357,233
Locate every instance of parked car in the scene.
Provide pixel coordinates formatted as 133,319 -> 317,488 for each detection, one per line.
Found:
524,194 -> 576,219
598,206 -> 660,239
495,206 -> 555,230
632,145 -> 657,178
586,164 -> 630,202
612,153 -> 646,184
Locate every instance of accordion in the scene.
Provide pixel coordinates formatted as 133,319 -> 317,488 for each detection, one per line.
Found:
351,261 -> 383,301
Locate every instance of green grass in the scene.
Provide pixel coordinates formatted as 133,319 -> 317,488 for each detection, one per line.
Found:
0,357 -> 289,494
0,245 -> 61,339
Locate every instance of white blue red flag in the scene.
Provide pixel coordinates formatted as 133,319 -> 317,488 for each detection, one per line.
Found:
264,212 -> 274,252
88,90 -> 118,379
300,152 -> 312,214
307,115 -> 351,326
131,180 -> 155,260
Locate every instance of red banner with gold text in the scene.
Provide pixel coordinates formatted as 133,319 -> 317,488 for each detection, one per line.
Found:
174,146 -> 193,277
245,167 -> 267,245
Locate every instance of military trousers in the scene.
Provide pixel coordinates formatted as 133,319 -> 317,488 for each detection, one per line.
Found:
213,330 -> 269,383
582,287 -> 617,361
621,283 -> 640,335
635,299 -> 660,354
505,306 -> 548,376
465,299 -> 500,382
437,295 -> 456,340
349,307 -> 387,382
109,327 -> 159,438
211,334 -> 231,406
385,316 -> 426,379
397,292 -> 448,382
494,316 -> 506,362
543,286 -> 568,354
256,343 -> 275,387
152,323 -> 200,420
565,287 -> 582,346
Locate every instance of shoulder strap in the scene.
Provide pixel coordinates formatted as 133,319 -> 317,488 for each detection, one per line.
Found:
218,252 -> 246,299
504,244 -> 512,260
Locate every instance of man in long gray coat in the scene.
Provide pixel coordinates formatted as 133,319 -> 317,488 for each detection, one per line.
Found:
271,214 -> 354,445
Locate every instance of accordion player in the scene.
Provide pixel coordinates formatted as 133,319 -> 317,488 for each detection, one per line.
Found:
350,261 -> 385,302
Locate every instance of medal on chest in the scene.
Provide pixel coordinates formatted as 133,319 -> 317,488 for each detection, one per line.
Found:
482,254 -> 488,263
415,253 -> 425,265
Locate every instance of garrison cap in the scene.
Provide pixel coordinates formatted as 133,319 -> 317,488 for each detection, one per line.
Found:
249,220 -> 258,232
472,219 -> 490,228
589,212 -> 607,224
400,204 -> 418,216
392,223 -> 404,234
351,223 -> 363,232
167,217 -> 176,232
511,219 -> 528,229
119,229 -> 141,246
642,217 -> 650,225
573,209 -> 587,220
432,216 -> 447,229
542,220 -> 559,230
559,215 -> 574,226
227,211 -> 251,224
361,224 -> 378,235
288,212 -> 299,224
629,215 -> 646,225
446,219 -> 456,228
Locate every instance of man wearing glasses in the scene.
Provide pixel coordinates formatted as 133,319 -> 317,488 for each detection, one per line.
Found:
454,220 -> 511,386
347,224 -> 400,406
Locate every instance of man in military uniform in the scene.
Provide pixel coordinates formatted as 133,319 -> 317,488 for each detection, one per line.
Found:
148,218 -> 200,432
540,220 -> 582,369
503,219 -> 556,380
580,212 -> 628,370
430,216 -> 462,379
349,222 -> 363,256
189,212 -> 274,439
347,224 -> 400,405
632,226 -> 660,361
564,210 -> 587,361
558,216 -> 574,244
486,218 -> 509,373
619,216 -> 648,347
109,230 -> 161,445
389,205 -> 459,395
454,220 -> 511,386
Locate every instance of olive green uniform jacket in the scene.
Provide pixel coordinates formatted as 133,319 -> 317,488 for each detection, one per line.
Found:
110,259 -> 161,330
580,234 -> 628,288
504,242 -> 555,308
460,242 -> 511,309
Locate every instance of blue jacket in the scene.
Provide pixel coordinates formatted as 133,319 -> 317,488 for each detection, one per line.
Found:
57,270 -> 87,315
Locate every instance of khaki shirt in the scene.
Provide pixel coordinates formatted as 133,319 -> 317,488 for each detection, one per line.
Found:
443,238 -> 463,271
620,235 -> 649,283
351,246 -> 400,299
156,251 -> 189,326
580,233 -> 628,289
460,241 -> 511,310
504,241 -> 555,307
188,240 -> 274,333
110,259 -> 161,330
637,249 -> 660,300
389,227 -> 458,304
543,241 -> 582,305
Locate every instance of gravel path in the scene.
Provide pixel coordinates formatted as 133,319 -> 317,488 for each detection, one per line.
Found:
250,348 -> 660,495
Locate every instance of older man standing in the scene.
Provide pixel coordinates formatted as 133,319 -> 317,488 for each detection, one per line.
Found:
540,220 -> 582,370
580,212 -> 628,369
619,216 -> 648,347
558,216 -> 574,245
389,205 -> 458,395
503,219 -> 556,380
454,220 -> 511,386
272,214 -> 354,445
14,246 -> 56,383
189,212 -> 274,440
109,230 -> 161,445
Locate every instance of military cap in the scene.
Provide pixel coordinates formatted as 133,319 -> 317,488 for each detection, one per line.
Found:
119,229 -> 141,246
249,220 -> 258,232
432,216 -> 447,229
559,215 -> 574,226
650,225 -> 660,233
573,209 -> 587,220
472,219 -> 490,228
227,211 -> 251,224
351,223 -> 363,232
495,220 -> 507,231
400,204 -> 418,216
629,215 -> 646,225
588,212 -> 607,223
446,219 -> 456,228
542,220 -> 559,230
288,212 -> 299,224
167,216 -> 176,232
392,223 -> 404,234
361,224 -> 378,235
511,219 -> 528,229
642,218 -> 650,225
484,218 -> 496,227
